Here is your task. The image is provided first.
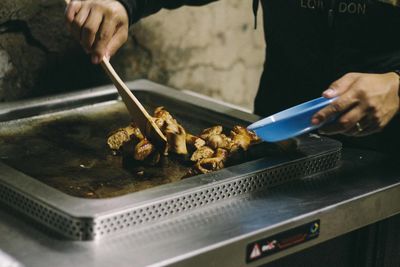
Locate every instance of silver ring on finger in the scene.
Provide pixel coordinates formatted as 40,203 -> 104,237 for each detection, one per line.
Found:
355,122 -> 363,133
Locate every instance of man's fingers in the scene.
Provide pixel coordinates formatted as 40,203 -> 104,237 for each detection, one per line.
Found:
91,17 -> 116,64
71,5 -> 91,42
313,73 -> 360,125
318,104 -> 364,135
312,91 -> 358,125
322,73 -> 359,98
105,26 -> 129,60
65,1 -> 82,26
81,9 -> 103,52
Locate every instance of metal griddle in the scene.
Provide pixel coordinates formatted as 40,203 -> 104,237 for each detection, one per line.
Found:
0,80 -> 341,241
0,90 -> 294,199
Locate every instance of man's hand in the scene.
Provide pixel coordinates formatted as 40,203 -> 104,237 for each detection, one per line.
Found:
312,72 -> 400,136
65,0 -> 129,64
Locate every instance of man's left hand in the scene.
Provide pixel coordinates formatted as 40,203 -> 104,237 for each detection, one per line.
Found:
312,72 -> 400,136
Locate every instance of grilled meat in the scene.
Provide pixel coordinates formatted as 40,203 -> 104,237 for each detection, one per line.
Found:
200,126 -> 223,140
134,139 -> 155,161
193,148 -> 228,174
190,146 -> 215,162
153,106 -> 174,123
206,133 -> 232,150
108,107 -> 261,178
153,106 -> 188,155
107,124 -> 143,152
186,133 -> 206,150
153,117 -> 165,130
231,126 -> 260,144
165,121 -> 188,155
215,147 -> 229,159
230,126 -> 260,151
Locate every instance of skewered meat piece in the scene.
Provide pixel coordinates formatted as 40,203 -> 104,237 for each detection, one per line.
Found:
200,126 -> 223,140
190,146 -> 214,162
107,124 -> 144,151
186,133 -> 206,150
134,139 -> 155,161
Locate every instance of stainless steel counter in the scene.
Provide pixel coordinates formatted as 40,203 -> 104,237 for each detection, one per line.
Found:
0,80 -> 399,267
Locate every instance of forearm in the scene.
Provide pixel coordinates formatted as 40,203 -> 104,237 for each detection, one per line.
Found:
392,70 -> 400,113
118,0 -> 217,24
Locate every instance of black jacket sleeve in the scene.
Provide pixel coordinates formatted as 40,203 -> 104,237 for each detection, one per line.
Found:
117,0 -> 217,25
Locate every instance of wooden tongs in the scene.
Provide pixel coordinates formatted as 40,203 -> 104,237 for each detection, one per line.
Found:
100,57 -> 167,149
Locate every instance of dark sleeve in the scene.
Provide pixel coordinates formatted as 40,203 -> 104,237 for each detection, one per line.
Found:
117,0 -> 217,25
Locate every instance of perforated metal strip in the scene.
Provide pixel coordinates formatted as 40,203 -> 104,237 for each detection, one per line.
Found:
0,151 -> 340,240
0,185 -> 92,240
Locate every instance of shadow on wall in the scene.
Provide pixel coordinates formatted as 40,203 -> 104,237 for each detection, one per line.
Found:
0,0 -> 264,109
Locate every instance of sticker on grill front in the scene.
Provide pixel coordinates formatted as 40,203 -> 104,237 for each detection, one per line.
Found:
245,220 -> 320,263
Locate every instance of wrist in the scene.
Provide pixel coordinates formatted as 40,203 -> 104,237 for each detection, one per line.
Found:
391,70 -> 400,113
116,0 -> 133,25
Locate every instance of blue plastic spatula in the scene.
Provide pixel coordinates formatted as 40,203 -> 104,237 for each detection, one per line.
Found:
248,97 -> 338,142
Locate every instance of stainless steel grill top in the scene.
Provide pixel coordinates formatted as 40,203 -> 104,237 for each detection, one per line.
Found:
0,80 -> 341,240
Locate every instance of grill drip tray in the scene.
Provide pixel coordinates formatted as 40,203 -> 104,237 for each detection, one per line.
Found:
0,80 -> 341,240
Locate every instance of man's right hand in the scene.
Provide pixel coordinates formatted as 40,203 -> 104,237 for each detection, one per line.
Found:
65,0 -> 129,64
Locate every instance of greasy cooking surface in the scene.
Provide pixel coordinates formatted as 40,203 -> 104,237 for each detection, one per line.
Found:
0,92 -> 285,199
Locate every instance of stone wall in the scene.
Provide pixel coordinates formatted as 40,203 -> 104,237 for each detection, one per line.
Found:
0,0 -> 265,110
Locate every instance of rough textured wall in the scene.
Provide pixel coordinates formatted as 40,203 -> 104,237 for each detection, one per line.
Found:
0,0 -> 265,110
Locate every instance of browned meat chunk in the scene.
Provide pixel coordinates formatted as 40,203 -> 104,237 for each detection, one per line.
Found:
207,133 -> 232,150
194,158 -> 223,174
153,106 -> 188,155
107,124 -> 144,151
200,126 -> 223,140
231,132 -> 251,151
215,147 -> 229,159
165,121 -> 188,155
108,107 -> 261,179
153,107 -> 175,126
131,126 -> 145,140
134,139 -> 155,161
193,148 -> 228,174
230,126 -> 260,151
153,117 -> 165,130
190,146 -> 214,162
231,126 -> 260,144
186,133 -> 206,150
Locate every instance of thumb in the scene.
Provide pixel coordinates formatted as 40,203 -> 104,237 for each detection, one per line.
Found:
323,72 -> 360,98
